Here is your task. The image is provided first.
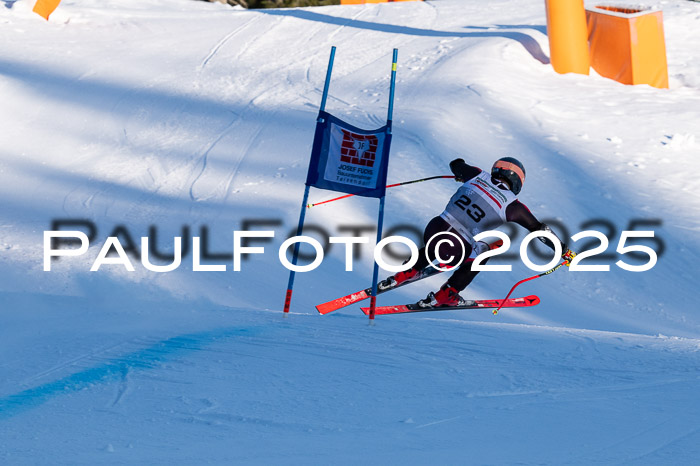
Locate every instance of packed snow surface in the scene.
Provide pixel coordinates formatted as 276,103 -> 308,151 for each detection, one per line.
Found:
1,0 -> 699,463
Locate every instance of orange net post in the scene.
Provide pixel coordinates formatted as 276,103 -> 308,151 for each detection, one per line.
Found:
544,0 -> 590,75
586,6 -> 669,89
32,0 -> 61,20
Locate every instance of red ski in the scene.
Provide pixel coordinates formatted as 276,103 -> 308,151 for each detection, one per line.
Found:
316,239 -> 505,315
315,265 -> 445,315
316,288 -> 372,315
360,295 -> 540,316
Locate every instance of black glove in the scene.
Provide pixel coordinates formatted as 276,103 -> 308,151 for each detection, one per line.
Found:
450,158 -> 468,182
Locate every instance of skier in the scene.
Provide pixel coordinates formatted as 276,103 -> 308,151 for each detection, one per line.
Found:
378,157 -> 576,308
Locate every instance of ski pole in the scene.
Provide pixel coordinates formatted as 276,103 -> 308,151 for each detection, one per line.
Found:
307,175 -> 455,208
493,261 -> 567,315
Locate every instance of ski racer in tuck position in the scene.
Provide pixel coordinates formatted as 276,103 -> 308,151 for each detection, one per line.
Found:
377,157 -> 577,308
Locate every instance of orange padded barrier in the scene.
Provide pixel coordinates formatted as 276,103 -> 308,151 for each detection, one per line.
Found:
32,0 -> 61,20
544,0 -> 590,75
586,6 -> 669,89
340,0 -> 422,3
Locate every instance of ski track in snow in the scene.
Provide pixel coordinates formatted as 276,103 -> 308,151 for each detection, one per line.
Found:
198,15 -> 262,72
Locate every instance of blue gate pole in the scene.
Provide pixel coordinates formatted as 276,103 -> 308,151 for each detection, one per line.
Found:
369,49 -> 398,321
284,46 -> 336,315
319,46 -> 336,114
387,48 -> 398,122
368,195 -> 386,322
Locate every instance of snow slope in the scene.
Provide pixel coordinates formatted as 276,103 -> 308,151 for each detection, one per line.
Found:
1,0 -> 700,463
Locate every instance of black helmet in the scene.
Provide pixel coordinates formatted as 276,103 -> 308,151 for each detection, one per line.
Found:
492,157 -> 526,195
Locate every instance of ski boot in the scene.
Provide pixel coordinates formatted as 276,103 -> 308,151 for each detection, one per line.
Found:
476,238 -> 503,255
417,283 -> 467,308
377,267 -> 421,292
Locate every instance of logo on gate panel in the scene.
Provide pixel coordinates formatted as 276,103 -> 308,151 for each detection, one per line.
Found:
340,130 -> 378,168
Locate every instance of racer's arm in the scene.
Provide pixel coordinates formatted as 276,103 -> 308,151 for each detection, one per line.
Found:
506,201 -> 576,262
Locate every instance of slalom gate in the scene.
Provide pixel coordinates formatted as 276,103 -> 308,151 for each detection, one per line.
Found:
284,46 -> 398,321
